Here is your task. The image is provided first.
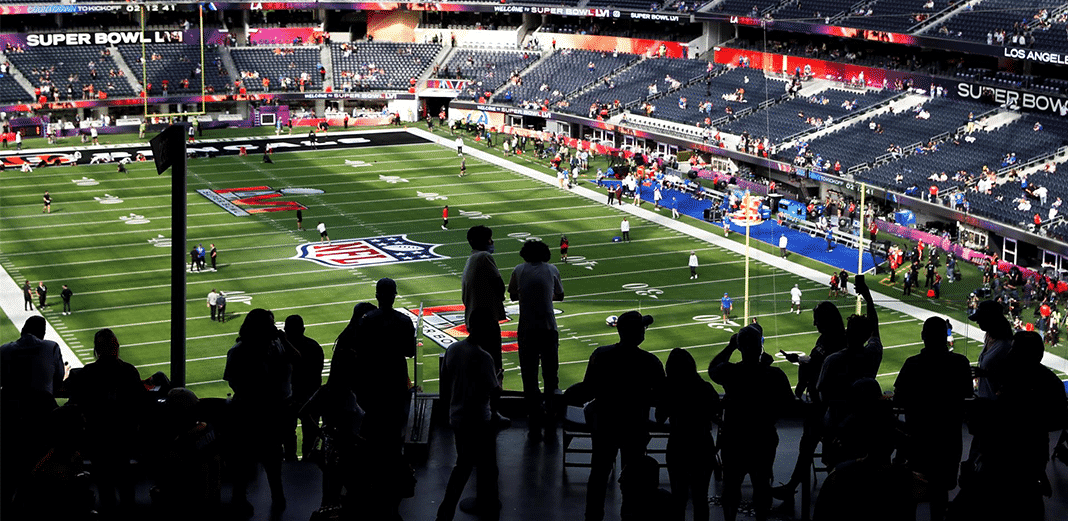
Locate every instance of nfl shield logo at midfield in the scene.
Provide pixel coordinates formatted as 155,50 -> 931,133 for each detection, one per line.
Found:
293,235 -> 446,268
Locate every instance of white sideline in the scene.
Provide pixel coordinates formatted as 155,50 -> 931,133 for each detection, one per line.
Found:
0,266 -> 83,368
408,127 -> 1068,375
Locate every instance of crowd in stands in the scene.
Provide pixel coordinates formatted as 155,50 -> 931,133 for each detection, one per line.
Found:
2,265 -> 1066,520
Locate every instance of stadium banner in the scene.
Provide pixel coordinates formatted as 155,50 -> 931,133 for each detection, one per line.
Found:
0,91 -> 413,114
0,129 -> 427,167
712,46 -> 1068,116
247,27 -> 327,45
1,2 -> 1055,64
0,29 -> 227,49
535,32 -> 688,58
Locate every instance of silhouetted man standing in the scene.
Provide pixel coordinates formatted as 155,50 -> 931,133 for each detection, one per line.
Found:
894,317 -> 972,520
462,225 -> 509,424
0,316 -> 66,508
437,318 -> 501,521
357,277 -> 417,518
283,314 -> 324,461
507,239 -> 564,437
582,311 -> 665,521
709,323 -> 793,521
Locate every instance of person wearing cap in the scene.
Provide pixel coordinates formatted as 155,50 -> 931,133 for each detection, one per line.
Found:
790,284 -> 802,314
721,292 -> 732,324
581,310 -> 665,521
507,240 -> 565,439
688,251 -> 699,279
65,328 -> 146,513
462,225 -> 509,425
356,278 -> 417,515
779,233 -> 788,258
894,316 -> 973,521
708,323 -> 793,521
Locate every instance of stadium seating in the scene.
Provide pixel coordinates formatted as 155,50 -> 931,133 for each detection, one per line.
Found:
840,0 -> 943,33
585,0 -> 661,9
439,49 -> 539,101
116,43 -> 231,95
648,66 -> 784,126
229,47 -> 322,92
771,0 -> 856,23
718,87 -> 895,141
713,0 -> 782,17
559,57 -> 713,118
500,49 -> 640,107
330,42 -> 440,91
934,0 -> 1044,46
0,70 -> 32,104
790,97 -> 988,170
4,44 -> 137,100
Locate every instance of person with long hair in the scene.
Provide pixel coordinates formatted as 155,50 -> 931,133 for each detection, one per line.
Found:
223,308 -> 300,517
657,348 -> 720,521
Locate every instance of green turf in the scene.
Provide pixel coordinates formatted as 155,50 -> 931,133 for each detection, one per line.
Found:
2,129 -> 1064,400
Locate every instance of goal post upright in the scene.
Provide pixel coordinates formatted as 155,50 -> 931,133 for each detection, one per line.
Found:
140,4 -> 208,121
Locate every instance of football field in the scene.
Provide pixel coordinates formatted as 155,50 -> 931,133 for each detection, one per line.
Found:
2,128 -> 1058,399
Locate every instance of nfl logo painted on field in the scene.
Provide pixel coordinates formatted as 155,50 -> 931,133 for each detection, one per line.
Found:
293,235 -> 446,268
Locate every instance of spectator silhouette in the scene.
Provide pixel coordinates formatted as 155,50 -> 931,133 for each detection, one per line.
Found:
507,239 -> 565,438
969,300 -> 1014,400
582,310 -> 666,521
355,278 -> 416,519
333,302 -> 378,358
894,317 -> 973,520
961,300 -> 1013,476
148,388 -> 224,519
708,324 -> 794,521
437,312 -> 502,521
462,225 -> 509,425
813,380 -> 916,521
0,316 -> 66,508
772,300 -> 846,502
300,345 -> 365,511
950,331 -> 1068,521
9,404 -> 95,520
619,454 -> 672,521
223,308 -> 300,517
64,328 -> 146,514
816,274 -> 882,463
284,314 -> 324,461
656,347 -> 720,521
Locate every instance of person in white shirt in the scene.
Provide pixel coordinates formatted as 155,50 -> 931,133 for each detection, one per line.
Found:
778,234 -> 789,257
790,284 -> 802,314
620,218 -> 631,242
688,251 -> 699,279
207,289 -> 219,321
317,221 -> 329,243
455,136 -> 463,155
